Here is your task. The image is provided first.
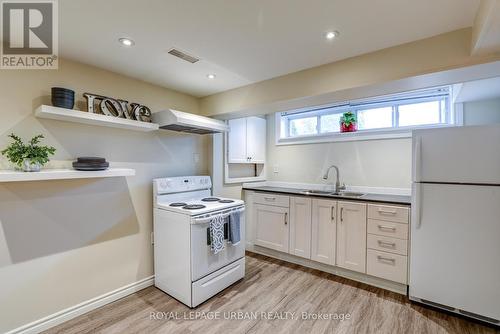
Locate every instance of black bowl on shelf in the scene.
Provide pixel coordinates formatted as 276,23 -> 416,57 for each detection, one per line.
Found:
72,162 -> 109,171
51,87 -> 74,94
52,100 -> 74,109
72,157 -> 109,171
52,99 -> 74,109
51,87 -> 75,109
77,157 -> 107,164
52,93 -> 75,99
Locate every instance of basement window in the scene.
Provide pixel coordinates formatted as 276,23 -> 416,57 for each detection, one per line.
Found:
276,86 -> 459,144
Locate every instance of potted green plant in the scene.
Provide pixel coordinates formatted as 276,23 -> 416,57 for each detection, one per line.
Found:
340,111 -> 357,133
1,134 -> 56,172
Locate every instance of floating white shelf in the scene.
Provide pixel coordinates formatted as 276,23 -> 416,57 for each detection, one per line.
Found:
0,168 -> 135,182
35,105 -> 159,132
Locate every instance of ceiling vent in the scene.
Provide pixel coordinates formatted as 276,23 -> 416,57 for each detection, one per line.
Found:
167,48 -> 200,63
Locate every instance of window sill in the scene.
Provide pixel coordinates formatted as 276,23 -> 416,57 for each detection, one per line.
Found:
276,125 -> 458,146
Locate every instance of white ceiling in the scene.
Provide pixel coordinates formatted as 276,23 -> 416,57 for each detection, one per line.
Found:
60,0 -> 480,97
455,76 -> 500,103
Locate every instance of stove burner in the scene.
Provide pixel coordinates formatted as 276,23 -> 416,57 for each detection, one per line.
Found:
183,204 -> 206,210
219,199 -> 234,203
201,197 -> 220,202
170,202 -> 187,207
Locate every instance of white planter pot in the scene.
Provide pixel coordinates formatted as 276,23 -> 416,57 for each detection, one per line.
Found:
22,159 -> 41,172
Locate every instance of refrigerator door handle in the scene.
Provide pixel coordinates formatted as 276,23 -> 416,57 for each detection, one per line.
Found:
413,136 -> 422,182
413,183 -> 422,229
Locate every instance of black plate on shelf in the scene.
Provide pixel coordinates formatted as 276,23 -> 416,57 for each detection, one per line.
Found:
72,161 -> 109,171
72,166 -> 109,171
77,157 -> 107,163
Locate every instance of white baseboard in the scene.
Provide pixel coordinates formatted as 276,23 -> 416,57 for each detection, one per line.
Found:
246,244 -> 407,295
6,276 -> 155,334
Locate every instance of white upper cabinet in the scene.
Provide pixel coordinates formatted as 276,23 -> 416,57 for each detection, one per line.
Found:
246,117 -> 266,163
228,117 -> 266,164
311,199 -> 337,266
336,201 -> 367,273
289,197 -> 312,259
227,118 -> 247,163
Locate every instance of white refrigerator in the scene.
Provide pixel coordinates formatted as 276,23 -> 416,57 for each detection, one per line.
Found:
410,124 -> 500,325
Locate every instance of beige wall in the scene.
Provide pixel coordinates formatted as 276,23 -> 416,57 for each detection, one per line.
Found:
0,59 -> 207,333
200,28 -> 500,117
464,97 -> 500,125
265,115 -> 412,189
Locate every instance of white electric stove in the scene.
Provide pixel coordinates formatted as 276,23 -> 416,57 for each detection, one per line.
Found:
153,176 -> 245,307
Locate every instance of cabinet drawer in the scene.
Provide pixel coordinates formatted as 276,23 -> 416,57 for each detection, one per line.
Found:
367,219 -> 408,239
367,249 -> 407,284
253,192 -> 289,207
367,234 -> 407,256
192,258 -> 245,307
368,204 -> 409,224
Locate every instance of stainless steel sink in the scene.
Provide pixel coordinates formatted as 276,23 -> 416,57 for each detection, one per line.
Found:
331,191 -> 366,198
300,190 -> 333,195
299,189 -> 366,198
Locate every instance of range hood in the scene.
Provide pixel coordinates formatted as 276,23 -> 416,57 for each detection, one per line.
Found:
152,109 -> 228,134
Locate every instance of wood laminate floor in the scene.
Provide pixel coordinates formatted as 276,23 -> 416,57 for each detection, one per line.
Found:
45,252 -> 499,334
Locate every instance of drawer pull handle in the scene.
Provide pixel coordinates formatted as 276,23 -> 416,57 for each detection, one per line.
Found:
378,240 -> 396,248
264,197 -> 276,201
378,224 -> 396,231
377,255 -> 396,263
378,209 -> 397,215
284,212 -> 288,225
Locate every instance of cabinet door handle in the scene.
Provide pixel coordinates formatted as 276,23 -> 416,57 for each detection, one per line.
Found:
378,208 -> 397,215
284,212 -> 288,225
378,240 -> 396,248
378,224 -> 396,231
264,197 -> 276,201
377,255 -> 396,263
340,207 -> 344,222
331,206 -> 335,221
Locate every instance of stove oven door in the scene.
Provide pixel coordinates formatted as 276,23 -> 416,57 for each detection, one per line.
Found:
190,208 -> 245,282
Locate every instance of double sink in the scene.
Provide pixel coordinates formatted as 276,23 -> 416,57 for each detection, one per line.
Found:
299,189 -> 366,198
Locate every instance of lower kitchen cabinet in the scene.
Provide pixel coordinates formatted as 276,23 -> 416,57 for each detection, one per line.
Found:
248,190 -> 410,291
336,201 -> 367,273
289,197 -> 312,259
311,199 -> 337,265
366,249 -> 408,284
253,204 -> 290,253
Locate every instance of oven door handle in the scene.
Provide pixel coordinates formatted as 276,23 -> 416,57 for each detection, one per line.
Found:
193,207 -> 245,225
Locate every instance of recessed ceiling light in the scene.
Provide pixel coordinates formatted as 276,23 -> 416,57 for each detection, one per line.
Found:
207,74 -> 216,79
325,31 -> 339,40
118,37 -> 135,47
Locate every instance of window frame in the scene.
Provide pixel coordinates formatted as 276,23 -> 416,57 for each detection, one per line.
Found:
276,87 -> 461,145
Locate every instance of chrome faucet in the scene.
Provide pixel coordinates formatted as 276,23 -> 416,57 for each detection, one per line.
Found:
323,165 -> 346,192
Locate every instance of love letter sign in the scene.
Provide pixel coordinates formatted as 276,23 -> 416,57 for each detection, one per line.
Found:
83,93 -> 152,123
